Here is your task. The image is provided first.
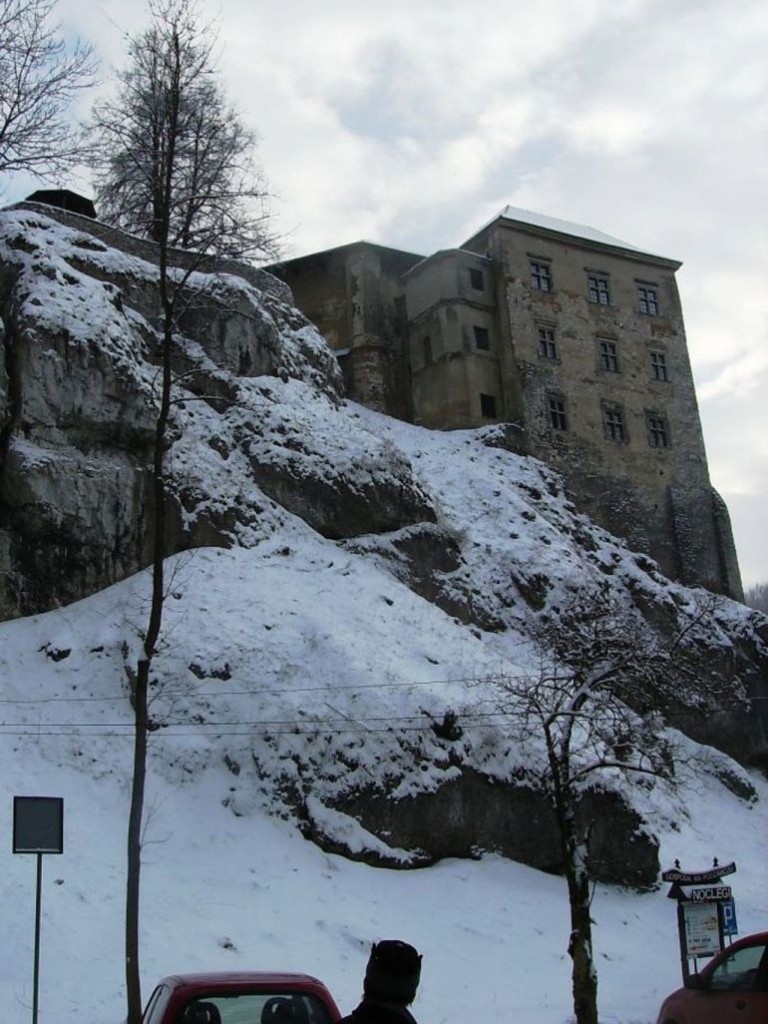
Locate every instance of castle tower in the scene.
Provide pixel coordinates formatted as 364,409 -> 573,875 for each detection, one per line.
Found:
457,207 -> 742,597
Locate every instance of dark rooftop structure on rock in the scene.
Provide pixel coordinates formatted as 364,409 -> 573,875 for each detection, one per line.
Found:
26,189 -> 96,219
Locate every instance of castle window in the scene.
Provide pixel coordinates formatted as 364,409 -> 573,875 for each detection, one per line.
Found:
530,259 -> 552,292
647,413 -> 670,448
473,325 -> 490,350
588,274 -> 611,305
547,393 -> 568,431
538,326 -> 557,360
599,338 -> 619,372
422,335 -> 433,365
469,268 -> 484,291
480,393 -> 497,418
638,285 -> 659,315
602,403 -> 626,442
650,351 -> 669,381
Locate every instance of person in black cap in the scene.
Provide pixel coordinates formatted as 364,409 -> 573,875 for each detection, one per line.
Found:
338,939 -> 423,1024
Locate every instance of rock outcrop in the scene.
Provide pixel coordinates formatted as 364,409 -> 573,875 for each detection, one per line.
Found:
0,206 -> 432,616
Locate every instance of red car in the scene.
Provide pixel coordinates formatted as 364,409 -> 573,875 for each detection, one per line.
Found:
656,931 -> 768,1024
141,972 -> 342,1024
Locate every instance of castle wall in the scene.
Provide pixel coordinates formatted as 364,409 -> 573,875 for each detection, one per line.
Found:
13,202 -> 289,300
274,243 -> 419,419
267,221 -> 744,599
406,250 -> 502,428
276,248 -> 350,349
405,249 -> 493,318
457,220 -> 747,593
711,489 -> 745,600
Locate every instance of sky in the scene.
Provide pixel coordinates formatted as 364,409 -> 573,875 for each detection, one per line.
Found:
3,0 -> 767,587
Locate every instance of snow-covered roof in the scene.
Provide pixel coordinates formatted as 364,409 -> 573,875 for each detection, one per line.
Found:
466,205 -> 679,266
500,205 -> 640,249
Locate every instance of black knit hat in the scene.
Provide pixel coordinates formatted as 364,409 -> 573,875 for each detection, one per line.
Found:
364,940 -> 422,1004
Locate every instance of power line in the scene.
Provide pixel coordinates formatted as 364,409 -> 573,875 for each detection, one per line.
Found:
0,720 -> 515,739
0,710 -> 509,730
1,677 -> 760,707
0,674 -> 502,705
0,697 -> 755,738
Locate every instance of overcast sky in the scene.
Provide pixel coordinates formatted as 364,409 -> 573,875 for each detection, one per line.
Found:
5,0 -> 766,588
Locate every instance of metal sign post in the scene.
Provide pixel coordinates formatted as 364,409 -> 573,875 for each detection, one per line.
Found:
662,859 -> 737,985
13,797 -> 64,1024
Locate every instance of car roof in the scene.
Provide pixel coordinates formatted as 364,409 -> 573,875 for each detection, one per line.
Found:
161,973 -> 328,990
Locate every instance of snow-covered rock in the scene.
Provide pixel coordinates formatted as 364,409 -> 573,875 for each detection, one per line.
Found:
1,206 -> 766,889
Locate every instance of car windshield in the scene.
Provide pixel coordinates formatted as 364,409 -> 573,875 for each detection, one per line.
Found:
179,992 -> 334,1024
709,943 -> 767,991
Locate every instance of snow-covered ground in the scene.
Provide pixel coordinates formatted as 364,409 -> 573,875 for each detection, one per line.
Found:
1,542 -> 765,1024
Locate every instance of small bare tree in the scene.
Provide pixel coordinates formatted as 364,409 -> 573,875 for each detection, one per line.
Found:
0,0 -> 95,182
89,0 -> 276,262
89,3 -> 278,1021
487,592 -> 740,1024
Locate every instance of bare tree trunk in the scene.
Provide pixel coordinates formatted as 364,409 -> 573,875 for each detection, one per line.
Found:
123,19 -> 182,1018
565,834 -> 598,1024
546,724 -> 599,1024
124,137 -> 175,1019
124,303 -> 173,1023
125,661 -> 148,1024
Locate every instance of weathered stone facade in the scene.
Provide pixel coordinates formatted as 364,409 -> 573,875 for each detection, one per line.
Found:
275,242 -> 421,421
271,208 -> 743,599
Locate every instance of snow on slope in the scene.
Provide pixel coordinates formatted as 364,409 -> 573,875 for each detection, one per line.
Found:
1,528 -> 765,1024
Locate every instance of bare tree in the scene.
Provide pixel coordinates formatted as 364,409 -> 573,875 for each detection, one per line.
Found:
485,593 -> 741,1024
0,0 -> 95,182
89,3 -> 279,1020
89,0 -> 277,262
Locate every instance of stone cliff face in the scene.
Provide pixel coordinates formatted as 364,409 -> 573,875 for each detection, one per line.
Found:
0,206 -> 434,618
1,205 -> 766,888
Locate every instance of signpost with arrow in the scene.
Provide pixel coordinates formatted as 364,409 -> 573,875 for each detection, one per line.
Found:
661,858 -> 737,985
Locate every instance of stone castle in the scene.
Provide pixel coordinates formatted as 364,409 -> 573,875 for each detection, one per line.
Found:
10,193 -> 742,601
271,207 -> 743,600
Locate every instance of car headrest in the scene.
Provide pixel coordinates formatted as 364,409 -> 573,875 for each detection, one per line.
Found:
182,1001 -> 222,1024
260,996 -> 309,1024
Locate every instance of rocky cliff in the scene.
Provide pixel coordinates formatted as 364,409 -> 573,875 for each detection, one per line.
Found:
1,204 -> 766,889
